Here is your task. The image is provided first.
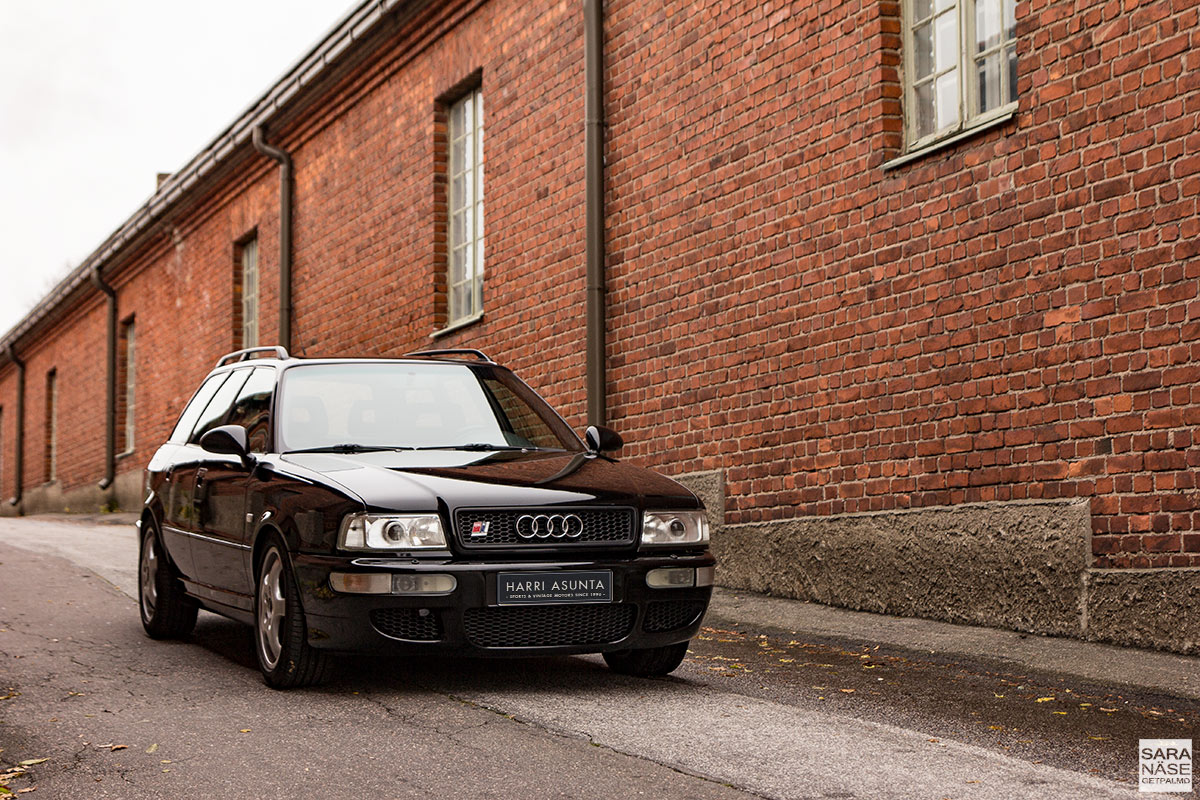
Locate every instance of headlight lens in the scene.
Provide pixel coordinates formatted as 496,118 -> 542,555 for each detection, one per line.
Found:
641,510 -> 709,547
338,513 -> 447,551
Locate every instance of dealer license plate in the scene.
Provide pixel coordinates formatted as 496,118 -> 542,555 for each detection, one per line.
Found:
497,571 -> 613,605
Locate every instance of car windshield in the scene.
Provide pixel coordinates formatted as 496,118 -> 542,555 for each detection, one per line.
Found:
277,362 -> 583,453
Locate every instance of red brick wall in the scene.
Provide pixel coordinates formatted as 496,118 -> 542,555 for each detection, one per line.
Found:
2,0 -> 1197,569
603,0 -> 1200,567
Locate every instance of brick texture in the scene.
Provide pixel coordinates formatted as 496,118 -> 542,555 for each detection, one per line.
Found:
1,0 -> 1197,568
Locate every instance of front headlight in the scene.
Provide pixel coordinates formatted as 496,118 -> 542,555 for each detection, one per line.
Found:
338,513 -> 447,551
641,510 -> 709,547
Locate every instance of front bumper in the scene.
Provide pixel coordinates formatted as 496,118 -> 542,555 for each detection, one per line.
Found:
292,551 -> 715,656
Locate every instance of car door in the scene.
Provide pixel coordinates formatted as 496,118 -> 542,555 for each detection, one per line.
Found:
190,366 -> 275,602
158,371 -> 236,582
173,368 -> 252,598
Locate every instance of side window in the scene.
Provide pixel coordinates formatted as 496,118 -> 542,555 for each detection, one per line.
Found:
226,367 -> 275,453
189,369 -> 252,445
169,374 -> 229,444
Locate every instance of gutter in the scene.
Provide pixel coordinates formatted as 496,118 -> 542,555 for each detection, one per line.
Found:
89,266 -> 117,491
584,0 -> 606,427
252,127 -> 294,350
5,345 -> 24,507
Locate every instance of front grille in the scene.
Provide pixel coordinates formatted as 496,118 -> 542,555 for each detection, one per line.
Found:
463,604 -> 636,647
455,507 -> 636,548
644,600 -> 706,632
370,608 -> 443,641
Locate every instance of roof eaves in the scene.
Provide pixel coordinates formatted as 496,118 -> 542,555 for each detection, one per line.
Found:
0,0 -> 408,361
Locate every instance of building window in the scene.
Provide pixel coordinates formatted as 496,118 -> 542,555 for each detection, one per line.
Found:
118,317 -> 136,454
903,0 -> 1016,148
447,88 -> 484,326
44,369 -> 57,483
235,235 -> 259,349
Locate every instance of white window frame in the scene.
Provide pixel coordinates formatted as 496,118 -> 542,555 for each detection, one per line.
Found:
241,237 -> 259,349
900,0 -> 1018,155
121,319 -> 136,454
447,88 -> 484,327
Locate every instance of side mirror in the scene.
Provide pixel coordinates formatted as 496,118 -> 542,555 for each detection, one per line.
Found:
200,424 -> 254,468
585,425 -> 623,454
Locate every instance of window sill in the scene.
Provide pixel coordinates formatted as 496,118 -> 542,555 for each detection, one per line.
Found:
883,104 -> 1018,171
430,312 -> 484,339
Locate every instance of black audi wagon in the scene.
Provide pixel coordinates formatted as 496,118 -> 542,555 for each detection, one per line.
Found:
138,347 -> 715,687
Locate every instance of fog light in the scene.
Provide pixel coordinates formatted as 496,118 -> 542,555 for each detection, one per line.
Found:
329,572 -> 392,594
646,567 -> 696,588
392,574 -> 457,595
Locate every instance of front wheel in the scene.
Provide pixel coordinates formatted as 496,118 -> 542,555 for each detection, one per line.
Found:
138,524 -> 198,639
603,640 -> 690,677
254,539 -> 331,689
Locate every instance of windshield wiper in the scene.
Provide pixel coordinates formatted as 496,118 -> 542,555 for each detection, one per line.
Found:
285,444 -> 413,454
413,443 -> 560,452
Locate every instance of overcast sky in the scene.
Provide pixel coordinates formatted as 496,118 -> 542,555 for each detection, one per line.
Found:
0,0 -> 353,336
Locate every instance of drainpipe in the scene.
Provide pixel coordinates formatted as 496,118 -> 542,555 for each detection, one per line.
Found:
584,0 -> 606,427
90,266 -> 117,491
5,345 -> 24,507
252,126 -> 293,351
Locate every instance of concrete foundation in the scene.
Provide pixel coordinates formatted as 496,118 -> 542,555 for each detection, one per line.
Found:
673,470 -> 1200,656
2,469 -> 142,517
1084,567 -> 1200,655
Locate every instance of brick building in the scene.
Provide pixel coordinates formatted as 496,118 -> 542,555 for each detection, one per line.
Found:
1,0 -> 1197,651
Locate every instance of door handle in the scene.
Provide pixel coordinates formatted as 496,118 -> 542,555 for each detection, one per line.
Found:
192,468 -> 209,508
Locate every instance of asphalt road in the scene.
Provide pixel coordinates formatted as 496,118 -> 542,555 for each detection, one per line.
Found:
1,517 -> 1194,799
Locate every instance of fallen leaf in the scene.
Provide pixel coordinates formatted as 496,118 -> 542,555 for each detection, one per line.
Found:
1035,697 -> 1055,703
993,693 -> 1005,698
145,744 -> 158,754
239,729 -> 251,733
17,761 -> 46,767
988,725 -> 1003,730
109,745 -> 127,752
839,689 -> 855,694
1078,703 -> 1092,708
1089,735 -> 1111,741
1099,707 -> 1117,712
1052,711 -> 1068,716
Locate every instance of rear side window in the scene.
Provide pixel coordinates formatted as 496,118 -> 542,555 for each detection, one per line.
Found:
168,373 -> 228,444
226,367 -> 275,453
189,369 -> 252,444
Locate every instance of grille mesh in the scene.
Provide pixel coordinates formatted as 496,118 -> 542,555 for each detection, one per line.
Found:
643,601 -> 706,632
370,608 -> 443,641
463,604 -> 636,647
455,507 -> 635,548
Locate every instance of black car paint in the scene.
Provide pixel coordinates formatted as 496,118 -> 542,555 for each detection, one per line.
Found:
143,357 -> 713,657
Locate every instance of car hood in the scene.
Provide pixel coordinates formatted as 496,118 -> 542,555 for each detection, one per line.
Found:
277,449 -> 699,511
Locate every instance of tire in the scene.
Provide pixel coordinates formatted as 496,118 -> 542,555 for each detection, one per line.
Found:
603,640 -> 690,677
138,523 -> 198,639
254,538 -> 332,689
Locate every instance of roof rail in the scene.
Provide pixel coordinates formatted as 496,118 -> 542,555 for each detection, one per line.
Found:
214,346 -> 290,368
403,348 -> 494,363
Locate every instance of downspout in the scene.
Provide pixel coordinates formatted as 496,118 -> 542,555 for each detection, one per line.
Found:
90,266 -> 117,491
5,345 -> 24,507
251,126 -> 293,350
584,0 -> 606,426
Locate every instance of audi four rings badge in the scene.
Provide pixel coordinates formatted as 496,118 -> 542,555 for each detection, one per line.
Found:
516,514 -> 585,539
